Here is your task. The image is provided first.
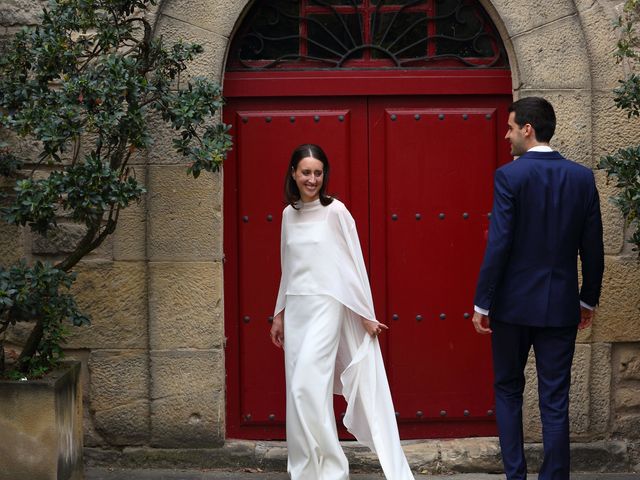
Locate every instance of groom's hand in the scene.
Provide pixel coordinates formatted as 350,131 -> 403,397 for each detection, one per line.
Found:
472,312 -> 492,334
578,306 -> 595,330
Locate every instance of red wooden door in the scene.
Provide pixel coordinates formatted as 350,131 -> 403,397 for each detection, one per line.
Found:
224,92 -> 511,440
369,96 -> 512,437
224,97 -> 369,439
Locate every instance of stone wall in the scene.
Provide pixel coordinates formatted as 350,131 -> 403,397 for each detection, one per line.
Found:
1,0 -> 639,466
0,1 -> 42,266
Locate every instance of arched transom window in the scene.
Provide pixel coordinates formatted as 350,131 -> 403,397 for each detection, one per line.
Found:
228,0 -> 509,70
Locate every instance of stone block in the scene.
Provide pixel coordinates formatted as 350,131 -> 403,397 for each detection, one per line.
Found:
492,0 -> 576,36
154,14 -> 227,83
143,110 -> 183,167
525,440 -> 629,470
80,415 -> 105,448
88,350 -> 149,411
85,442 -> 260,470
30,222 -> 114,261
147,165 -> 222,261
570,344 -> 592,434
391,441 -> 438,473
577,0 -> 626,91
4,320 -> 33,349
88,234 -> 114,261
150,387 -> 224,448
0,221 -> 24,265
523,344 -> 591,440
511,16 -> 590,90
147,14 -> 228,168
592,91 -> 640,160
67,261 -> 148,349
148,261 -> 224,350
256,441 -> 289,471
438,438 -> 503,473
31,223 -> 87,255
342,445 -> 379,472
84,348 -> 146,449
144,108 -> 227,169
576,321 -> 592,344
125,148 -> 148,167
576,0 -> 619,16
150,349 -> 224,397
113,187 -> 147,261
517,89 -> 592,166
150,349 -> 225,447
632,440 -> 640,472
589,342 -> 612,434
93,401 -> 149,447
622,219 -> 639,256
616,387 -> 640,410
611,343 -> 640,436
0,0 -> 47,27
617,345 -> 640,381
0,127 -> 40,164
159,0 -> 251,39
593,256 -> 640,342
570,440 -> 629,473
613,343 -> 640,381
595,169 -> 626,255
613,412 -> 640,437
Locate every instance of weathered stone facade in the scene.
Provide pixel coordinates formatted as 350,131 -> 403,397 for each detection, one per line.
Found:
1,0 -> 640,472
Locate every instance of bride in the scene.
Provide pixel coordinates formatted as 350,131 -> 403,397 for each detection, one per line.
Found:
269,144 -> 415,480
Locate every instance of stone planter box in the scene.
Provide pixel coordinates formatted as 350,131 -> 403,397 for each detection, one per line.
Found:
0,362 -> 83,480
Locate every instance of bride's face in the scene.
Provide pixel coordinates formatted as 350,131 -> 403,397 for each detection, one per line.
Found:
292,156 -> 324,203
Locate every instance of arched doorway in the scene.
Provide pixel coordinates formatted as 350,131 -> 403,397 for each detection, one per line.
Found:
223,0 -> 513,440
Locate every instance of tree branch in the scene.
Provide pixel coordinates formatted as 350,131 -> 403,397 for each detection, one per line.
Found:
54,222 -> 100,272
17,317 -> 43,372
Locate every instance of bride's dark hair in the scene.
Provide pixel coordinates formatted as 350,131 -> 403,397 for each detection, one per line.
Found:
284,144 -> 334,209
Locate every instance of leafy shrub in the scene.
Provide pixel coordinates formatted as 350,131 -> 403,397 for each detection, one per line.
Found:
0,0 -> 232,376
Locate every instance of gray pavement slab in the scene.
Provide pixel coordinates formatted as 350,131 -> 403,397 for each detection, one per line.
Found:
86,469 -> 640,480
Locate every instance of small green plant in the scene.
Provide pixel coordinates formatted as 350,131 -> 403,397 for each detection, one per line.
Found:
0,0 -> 232,377
598,0 -> 640,254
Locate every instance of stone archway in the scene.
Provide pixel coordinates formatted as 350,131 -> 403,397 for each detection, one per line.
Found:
120,0 -> 255,448
143,0 -> 623,447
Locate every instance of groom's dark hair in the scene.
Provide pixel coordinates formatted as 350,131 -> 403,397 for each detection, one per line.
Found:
508,97 -> 556,143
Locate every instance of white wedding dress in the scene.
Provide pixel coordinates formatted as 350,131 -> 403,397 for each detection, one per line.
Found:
274,198 -> 414,480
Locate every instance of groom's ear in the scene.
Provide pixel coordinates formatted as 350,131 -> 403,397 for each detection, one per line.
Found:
523,123 -> 535,138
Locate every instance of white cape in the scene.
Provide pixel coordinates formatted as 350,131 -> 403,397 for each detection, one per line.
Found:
275,198 -> 414,480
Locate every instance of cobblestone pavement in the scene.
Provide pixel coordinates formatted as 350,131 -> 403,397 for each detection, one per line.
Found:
86,468 -> 640,480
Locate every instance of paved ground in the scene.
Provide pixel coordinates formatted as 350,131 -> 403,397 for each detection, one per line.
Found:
86,469 -> 640,479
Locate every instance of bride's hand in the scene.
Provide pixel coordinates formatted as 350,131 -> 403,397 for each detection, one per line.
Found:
270,312 -> 284,348
361,317 -> 388,338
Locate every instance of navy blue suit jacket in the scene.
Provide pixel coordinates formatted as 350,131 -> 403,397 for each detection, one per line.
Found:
474,150 -> 604,327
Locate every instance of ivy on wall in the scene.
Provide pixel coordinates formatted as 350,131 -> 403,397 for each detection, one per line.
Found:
599,0 -> 640,255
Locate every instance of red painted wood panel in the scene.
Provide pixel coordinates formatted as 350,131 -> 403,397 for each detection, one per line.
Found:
224,93 -> 512,440
224,98 -> 368,439
224,70 -> 513,98
369,96 -> 512,437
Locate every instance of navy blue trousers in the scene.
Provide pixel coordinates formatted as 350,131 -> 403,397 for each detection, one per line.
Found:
491,319 -> 578,480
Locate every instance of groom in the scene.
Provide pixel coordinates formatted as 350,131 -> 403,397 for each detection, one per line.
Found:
472,97 -> 604,479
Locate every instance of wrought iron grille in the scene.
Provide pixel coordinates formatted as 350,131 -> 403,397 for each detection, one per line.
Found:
228,0 -> 509,70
